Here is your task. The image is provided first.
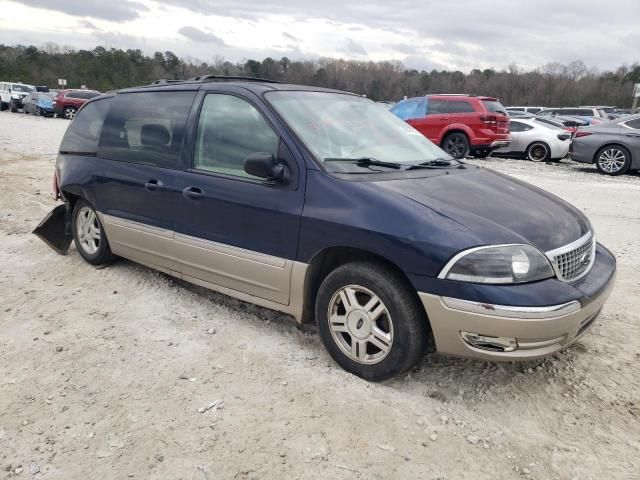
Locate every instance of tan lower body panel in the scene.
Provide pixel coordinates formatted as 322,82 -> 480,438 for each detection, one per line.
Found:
100,214 -> 181,272
98,213 -> 308,322
419,275 -> 615,361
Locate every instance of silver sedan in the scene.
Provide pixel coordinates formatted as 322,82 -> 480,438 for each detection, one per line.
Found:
493,118 -> 571,162
569,114 -> 640,175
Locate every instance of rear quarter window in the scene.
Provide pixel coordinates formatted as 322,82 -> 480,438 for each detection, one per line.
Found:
482,100 -> 507,114
98,91 -> 196,169
59,98 -> 112,154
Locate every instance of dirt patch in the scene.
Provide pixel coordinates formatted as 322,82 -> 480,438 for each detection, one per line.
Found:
1,111 -> 639,479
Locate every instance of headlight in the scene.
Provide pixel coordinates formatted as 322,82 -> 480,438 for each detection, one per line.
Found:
439,244 -> 554,284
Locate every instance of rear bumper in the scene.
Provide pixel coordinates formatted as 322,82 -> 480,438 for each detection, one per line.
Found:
418,246 -> 616,361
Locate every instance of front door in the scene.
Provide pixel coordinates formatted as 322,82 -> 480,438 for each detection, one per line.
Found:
173,91 -> 305,305
408,99 -> 451,143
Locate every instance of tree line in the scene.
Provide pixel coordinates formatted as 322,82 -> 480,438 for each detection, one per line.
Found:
1,43 -> 639,107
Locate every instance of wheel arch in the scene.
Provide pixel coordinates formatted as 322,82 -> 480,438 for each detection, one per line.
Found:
440,126 -> 473,145
299,245 -> 427,325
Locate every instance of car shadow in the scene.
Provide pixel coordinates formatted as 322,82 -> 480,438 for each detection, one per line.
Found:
105,260 -> 587,393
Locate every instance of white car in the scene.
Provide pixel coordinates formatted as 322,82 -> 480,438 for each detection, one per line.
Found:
0,81 -> 35,112
506,106 -> 544,115
492,118 -> 571,162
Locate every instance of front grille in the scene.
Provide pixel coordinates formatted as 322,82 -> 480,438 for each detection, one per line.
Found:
546,233 -> 595,282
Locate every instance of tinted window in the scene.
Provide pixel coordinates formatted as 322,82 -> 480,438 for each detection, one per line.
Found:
575,109 -> 592,116
624,118 -> 640,129
446,100 -> 475,113
426,99 -> 449,114
509,121 -> 533,132
390,98 -> 426,120
507,107 -> 524,112
194,94 -> 278,179
59,98 -> 112,154
98,91 -> 196,169
527,108 -> 542,114
482,100 -> 507,114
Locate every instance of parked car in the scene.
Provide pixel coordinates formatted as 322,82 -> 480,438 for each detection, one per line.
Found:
23,92 -> 56,116
53,89 -> 102,119
506,110 -> 533,118
506,106 -> 544,115
569,114 -> 640,175
493,118 -> 571,161
534,115 -> 588,134
0,81 -> 35,112
537,107 -> 608,120
390,94 -> 510,159
34,77 -> 616,381
580,105 -> 616,114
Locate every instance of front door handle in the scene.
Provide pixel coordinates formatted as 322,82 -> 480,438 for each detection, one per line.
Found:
144,179 -> 163,192
182,186 -> 204,201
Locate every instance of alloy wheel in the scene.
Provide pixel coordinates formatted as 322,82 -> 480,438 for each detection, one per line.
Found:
528,143 -> 548,162
327,285 -> 394,365
76,206 -> 101,255
64,108 -> 76,120
444,136 -> 467,158
598,148 -> 626,174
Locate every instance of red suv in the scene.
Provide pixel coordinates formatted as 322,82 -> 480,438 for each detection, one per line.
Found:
53,89 -> 102,120
391,94 -> 510,158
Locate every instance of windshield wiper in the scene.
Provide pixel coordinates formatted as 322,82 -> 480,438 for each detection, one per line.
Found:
406,158 -> 464,170
324,157 -> 402,170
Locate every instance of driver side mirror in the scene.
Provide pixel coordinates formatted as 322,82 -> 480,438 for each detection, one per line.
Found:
244,153 -> 288,182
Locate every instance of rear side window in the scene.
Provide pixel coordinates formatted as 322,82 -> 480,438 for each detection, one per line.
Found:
59,98 -> 112,155
527,108 -> 542,114
624,118 -> 640,129
446,100 -> 475,113
482,100 -> 507,114
98,91 -> 196,169
509,121 -> 533,132
390,98 -> 426,120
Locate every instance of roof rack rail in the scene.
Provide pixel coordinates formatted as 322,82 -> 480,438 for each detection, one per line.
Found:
427,93 -> 476,96
150,79 -> 184,85
188,75 -> 280,84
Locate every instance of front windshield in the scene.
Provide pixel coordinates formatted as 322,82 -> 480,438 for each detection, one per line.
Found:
11,84 -> 34,93
266,91 -> 453,171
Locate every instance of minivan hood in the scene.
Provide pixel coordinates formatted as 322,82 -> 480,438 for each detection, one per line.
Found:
378,167 -> 590,252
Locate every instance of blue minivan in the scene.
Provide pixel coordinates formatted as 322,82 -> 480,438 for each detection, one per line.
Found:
36,76 -> 616,381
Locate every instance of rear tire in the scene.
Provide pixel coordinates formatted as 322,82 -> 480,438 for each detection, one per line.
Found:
470,148 -> 490,158
525,142 -> 550,162
72,199 -> 116,265
595,145 -> 631,176
316,261 -> 428,381
63,106 -> 77,120
441,132 -> 470,159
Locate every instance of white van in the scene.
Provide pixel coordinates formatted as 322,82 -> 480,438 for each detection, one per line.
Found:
0,82 -> 35,112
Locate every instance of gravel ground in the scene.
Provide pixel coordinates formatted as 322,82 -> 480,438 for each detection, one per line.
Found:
1,111 -> 639,479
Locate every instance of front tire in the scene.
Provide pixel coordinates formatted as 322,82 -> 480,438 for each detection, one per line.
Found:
72,199 -> 115,265
442,132 -> 470,159
316,261 -> 427,381
10,100 -> 18,113
525,142 -> 550,162
595,145 -> 631,176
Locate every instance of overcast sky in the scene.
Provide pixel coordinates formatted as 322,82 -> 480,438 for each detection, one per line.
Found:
1,0 -> 638,72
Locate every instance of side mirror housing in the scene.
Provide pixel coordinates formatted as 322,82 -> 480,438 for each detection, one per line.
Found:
244,153 -> 287,182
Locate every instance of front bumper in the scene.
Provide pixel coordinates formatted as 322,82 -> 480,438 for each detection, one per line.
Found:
419,245 -> 616,361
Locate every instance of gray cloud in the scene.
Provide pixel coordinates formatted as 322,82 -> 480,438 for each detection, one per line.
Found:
282,32 -> 300,43
14,0 -> 146,21
178,27 -> 226,47
7,0 -> 640,70
342,38 -> 367,56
